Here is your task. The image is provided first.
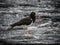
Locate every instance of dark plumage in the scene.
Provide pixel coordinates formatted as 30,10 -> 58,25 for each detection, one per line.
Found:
9,12 -> 36,29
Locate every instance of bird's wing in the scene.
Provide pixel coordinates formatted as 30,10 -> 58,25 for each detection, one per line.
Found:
19,17 -> 32,25
10,17 -> 32,27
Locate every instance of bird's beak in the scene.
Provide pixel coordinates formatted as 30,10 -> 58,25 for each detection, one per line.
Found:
35,15 -> 40,19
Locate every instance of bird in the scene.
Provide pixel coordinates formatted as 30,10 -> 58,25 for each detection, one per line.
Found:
7,12 -> 36,37
8,12 -> 36,30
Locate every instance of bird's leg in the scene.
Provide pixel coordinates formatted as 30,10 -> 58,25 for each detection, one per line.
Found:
23,27 -> 31,37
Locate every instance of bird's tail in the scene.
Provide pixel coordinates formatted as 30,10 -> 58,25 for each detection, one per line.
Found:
7,24 -> 15,30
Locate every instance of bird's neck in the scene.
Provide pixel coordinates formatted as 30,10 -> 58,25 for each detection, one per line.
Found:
30,16 -> 35,23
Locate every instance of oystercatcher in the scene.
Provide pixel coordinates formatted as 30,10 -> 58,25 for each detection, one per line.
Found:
8,12 -> 36,36
9,12 -> 36,29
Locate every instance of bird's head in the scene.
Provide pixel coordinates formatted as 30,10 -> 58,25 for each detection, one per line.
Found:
30,12 -> 36,23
